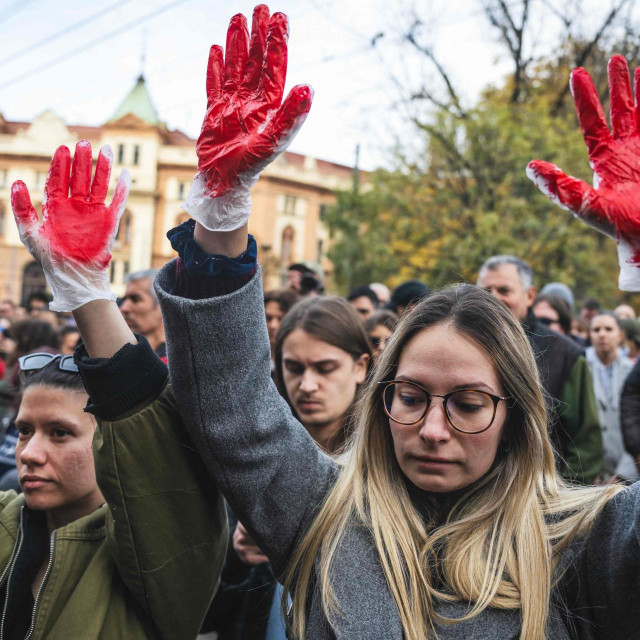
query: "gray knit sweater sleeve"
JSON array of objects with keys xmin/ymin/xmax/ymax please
[{"xmin": 154, "ymin": 261, "xmax": 337, "ymax": 576}]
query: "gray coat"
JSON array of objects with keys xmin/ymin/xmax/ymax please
[
  {"xmin": 155, "ymin": 263, "xmax": 640, "ymax": 640},
  {"xmin": 585, "ymin": 347, "xmax": 639, "ymax": 481}
]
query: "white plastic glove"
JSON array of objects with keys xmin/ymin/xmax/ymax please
[
  {"xmin": 11, "ymin": 141, "xmax": 130, "ymax": 311},
  {"xmin": 183, "ymin": 5, "xmax": 312, "ymax": 231}
]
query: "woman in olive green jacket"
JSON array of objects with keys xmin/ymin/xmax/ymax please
[{"xmin": 3, "ymin": 141, "xmax": 228, "ymax": 639}]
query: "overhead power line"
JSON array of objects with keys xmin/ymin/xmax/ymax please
[
  {"xmin": 0, "ymin": 0, "xmax": 136, "ymax": 68},
  {"xmin": 0, "ymin": 0, "xmax": 193, "ymax": 90}
]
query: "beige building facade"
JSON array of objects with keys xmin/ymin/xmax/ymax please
[{"xmin": 0, "ymin": 76, "xmax": 356, "ymax": 304}]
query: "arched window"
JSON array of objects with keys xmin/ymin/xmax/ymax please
[
  {"xmin": 281, "ymin": 226, "xmax": 294, "ymax": 266},
  {"xmin": 117, "ymin": 210, "xmax": 133, "ymax": 246}
]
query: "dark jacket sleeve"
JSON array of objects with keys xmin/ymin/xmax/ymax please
[
  {"xmin": 558, "ymin": 357, "xmax": 604, "ymax": 484},
  {"xmin": 621, "ymin": 358, "xmax": 640, "ymax": 457},
  {"xmin": 155, "ymin": 261, "xmax": 337, "ymax": 577},
  {"xmin": 561, "ymin": 482, "xmax": 640, "ymax": 639},
  {"xmin": 76, "ymin": 338, "xmax": 228, "ymax": 640}
]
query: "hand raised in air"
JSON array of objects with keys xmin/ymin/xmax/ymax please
[
  {"xmin": 11, "ymin": 141, "xmax": 130, "ymax": 311},
  {"xmin": 527, "ymin": 56, "xmax": 640, "ymax": 291},
  {"xmin": 184, "ymin": 4, "xmax": 313, "ymax": 231}
]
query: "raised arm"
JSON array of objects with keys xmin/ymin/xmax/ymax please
[
  {"xmin": 11, "ymin": 143, "xmax": 227, "ymax": 639},
  {"xmin": 154, "ymin": 5, "xmax": 337, "ymax": 575},
  {"xmin": 527, "ymin": 56, "xmax": 640, "ymax": 291}
]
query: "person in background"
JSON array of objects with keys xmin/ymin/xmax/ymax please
[
  {"xmin": 571, "ymin": 316, "xmax": 590, "ymax": 343},
  {"xmin": 614, "ymin": 303, "xmax": 636, "ymax": 320},
  {"xmin": 119, "ymin": 269, "xmax": 166, "ymax": 359},
  {"xmin": 364, "ymin": 309, "xmax": 398, "ymax": 361},
  {"xmin": 540, "ymin": 281, "xmax": 575, "ymax": 311},
  {"xmin": 347, "ymin": 285, "xmax": 379, "ymax": 321},
  {"xmin": 58, "ymin": 326, "xmax": 81, "ymax": 356},
  {"xmin": 477, "ymin": 255, "xmax": 603, "ymax": 484},
  {"xmin": 620, "ymin": 318, "xmax": 640, "ymax": 362},
  {"xmin": 286, "ymin": 263, "xmax": 323, "ymax": 297},
  {"xmin": 585, "ymin": 311, "xmax": 638, "ymax": 482},
  {"xmin": 25, "ymin": 292, "xmax": 52, "ymax": 318},
  {"xmin": 580, "ymin": 297, "xmax": 601, "ymax": 325},
  {"xmin": 531, "ymin": 293, "xmax": 572, "ymax": 336},
  {"xmin": 264, "ymin": 289, "xmax": 299, "ymax": 367},
  {"xmin": 369, "ymin": 282, "xmax": 390, "ymax": 306},
  {"xmin": 386, "ymin": 279, "xmax": 430, "ymax": 317}
]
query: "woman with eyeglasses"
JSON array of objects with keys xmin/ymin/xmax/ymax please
[
  {"xmin": 149, "ymin": 11, "xmax": 637, "ymax": 640},
  {"xmin": 12, "ymin": 7, "xmax": 640, "ymax": 639},
  {"xmin": 7, "ymin": 145, "xmax": 227, "ymax": 637}
]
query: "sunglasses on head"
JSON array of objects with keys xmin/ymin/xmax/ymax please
[{"xmin": 18, "ymin": 352, "xmax": 79, "ymax": 374}]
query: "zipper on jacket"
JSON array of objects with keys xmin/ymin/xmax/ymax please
[
  {"xmin": 0, "ymin": 508, "xmax": 26, "ymax": 640},
  {"xmin": 23, "ymin": 530, "xmax": 56, "ymax": 640}
]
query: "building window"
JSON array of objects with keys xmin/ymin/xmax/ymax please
[
  {"xmin": 0, "ymin": 170, "xmax": 7, "ymax": 189},
  {"xmin": 281, "ymin": 226, "xmax": 294, "ymax": 266},
  {"xmin": 117, "ymin": 144, "xmax": 125, "ymax": 165},
  {"xmin": 133, "ymin": 145, "xmax": 140, "ymax": 166},
  {"xmin": 117, "ymin": 210, "xmax": 133, "ymax": 246},
  {"xmin": 178, "ymin": 182, "xmax": 185, "ymax": 200},
  {"xmin": 319, "ymin": 204, "xmax": 327, "ymax": 220},
  {"xmin": 110, "ymin": 260, "xmax": 117, "ymax": 284},
  {"xmin": 283, "ymin": 195, "xmax": 297, "ymax": 216},
  {"xmin": 123, "ymin": 261, "xmax": 130, "ymax": 278},
  {"xmin": 317, "ymin": 239, "xmax": 323, "ymax": 263},
  {"xmin": 0, "ymin": 202, "xmax": 5, "ymax": 236}
]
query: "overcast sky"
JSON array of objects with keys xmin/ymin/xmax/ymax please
[{"xmin": 0, "ymin": 0, "xmax": 633, "ymax": 170}]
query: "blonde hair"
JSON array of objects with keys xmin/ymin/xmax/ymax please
[{"xmin": 283, "ymin": 284, "xmax": 620, "ymax": 640}]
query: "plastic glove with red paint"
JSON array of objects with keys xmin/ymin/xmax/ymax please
[
  {"xmin": 11, "ymin": 141, "xmax": 130, "ymax": 311},
  {"xmin": 527, "ymin": 56, "xmax": 640, "ymax": 291},
  {"xmin": 184, "ymin": 4, "xmax": 313, "ymax": 231}
]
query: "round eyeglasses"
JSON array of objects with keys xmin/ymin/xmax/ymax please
[{"xmin": 379, "ymin": 380, "xmax": 509, "ymax": 434}]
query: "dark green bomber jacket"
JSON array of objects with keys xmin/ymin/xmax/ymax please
[{"xmin": 0, "ymin": 346, "xmax": 227, "ymax": 640}]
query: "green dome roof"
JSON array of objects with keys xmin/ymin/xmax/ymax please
[{"xmin": 109, "ymin": 75, "xmax": 160, "ymax": 126}]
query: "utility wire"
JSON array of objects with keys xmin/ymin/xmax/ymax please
[
  {"xmin": 0, "ymin": 0, "xmax": 136, "ymax": 68},
  {"xmin": 0, "ymin": 0, "xmax": 193, "ymax": 90}
]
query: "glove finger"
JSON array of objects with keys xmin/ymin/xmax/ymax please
[
  {"xmin": 70, "ymin": 140, "xmax": 93, "ymax": 201},
  {"xmin": 608, "ymin": 55, "xmax": 635, "ymax": 139},
  {"xmin": 571, "ymin": 67, "xmax": 614, "ymax": 157},
  {"xmin": 89, "ymin": 145, "xmax": 113, "ymax": 203},
  {"xmin": 526, "ymin": 160, "xmax": 615, "ymax": 239},
  {"xmin": 242, "ymin": 4, "xmax": 269, "ymax": 92},
  {"xmin": 44, "ymin": 145, "xmax": 71, "ymax": 201},
  {"xmin": 260, "ymin": 12, "xmax": 288, "ymax": 111},
  {"xmin": 206, "ymin": 45, "xmax": 224, "ymax": 106},
  {"xmin": 634, "ymin": 67, "xmax": 640, "ymax": 134},
  {"xmin": 109, "ymin": 169, "xmax": 131, "ymax": 224},
  {"xmin": 258, "ymin": 84, "xmax": 313, "ymax": 154},
  {"xmin": 11, "ymin": 180, "xmax": 38, "ymax": 233},
  {"xmin": 223, "ymin": 13, "xmax": 249, "ymax": 92}
]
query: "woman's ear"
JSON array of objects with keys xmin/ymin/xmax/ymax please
[{"xmin": 354, "ymin": 353, "xmax": 370, "ymax": 384}]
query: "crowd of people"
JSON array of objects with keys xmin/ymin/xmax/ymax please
[{"xmin": 0, "ymin": 4, "xmax": 638, "ymax": 639}]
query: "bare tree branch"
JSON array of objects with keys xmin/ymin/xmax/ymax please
[
  {"xmin": 551, "ymin": 0, "xmax": 631, "ymax": 114},
  {"xmin": 405, "ymin": 19, "xmax": 467, "ymax": 118}
]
